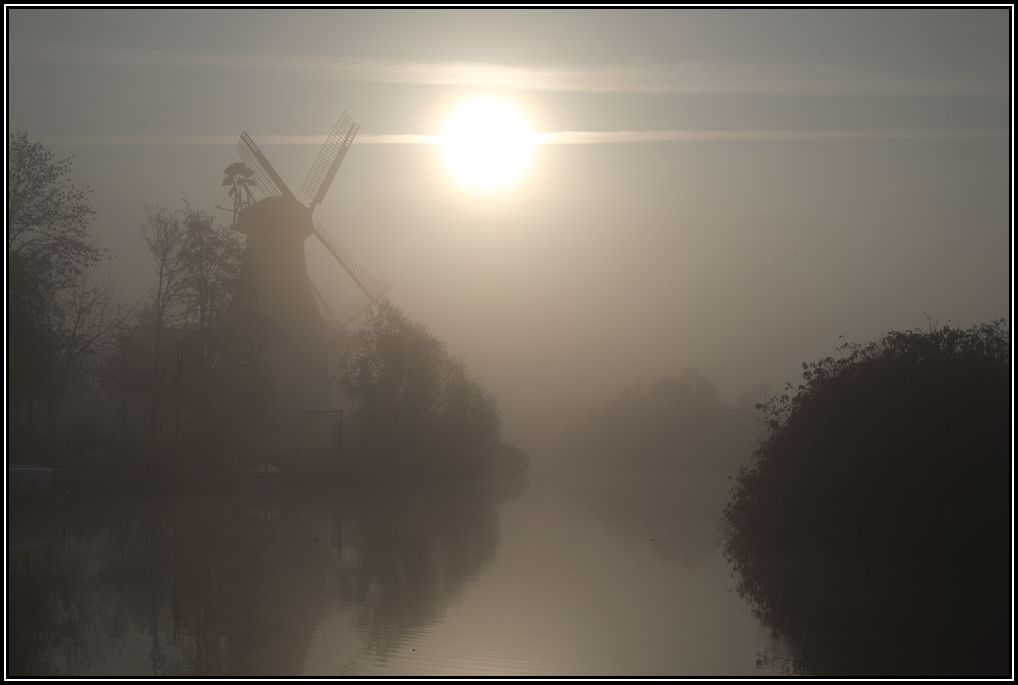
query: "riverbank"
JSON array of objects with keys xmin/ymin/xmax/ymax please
[{"xmin": 9, "ymin": 443, "xmax": 530, "ymax": 503}]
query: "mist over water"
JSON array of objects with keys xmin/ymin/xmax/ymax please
[
  {"xmin": 12, "ymin": 480, "xmax": 790, "ymax": 677},
  {"xmin": 7, "ymin": 7, "xmax": 1012, "ymax": 678}
]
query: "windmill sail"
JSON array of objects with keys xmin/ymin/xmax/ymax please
[
  {"xmin": 238, "ymin": 131, "xmax": 296, "ymax": 201},
  {"xmin": 312, "ymin": 221, "xmax": 389, "ymax": 304},
  {"xmin": 309, "ymin": 278, "xmax": 337, "ymax": 320},
  {"xmin": 302, "ymin": 112, "xmax": 359, "ymax": 210}
]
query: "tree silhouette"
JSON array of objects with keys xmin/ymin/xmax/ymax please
[
  {"xmin": 341, "ymin": 301, "xmax": 501, "ymax": 472},
  {"xmin": 141, "ymin": 205, "xmax": 189, "ymax": 441},
  {"xmin": 8, "ymin": 132, "xmax": 125, "ymax": 444},
  {"xmin": 723, "ymin": 320, "xmax": 1010, "ymax": 677}
]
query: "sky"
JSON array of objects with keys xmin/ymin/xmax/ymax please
[{"xmin": 6, "ymin": 8, "xmax": 1012, "ymax": 448}]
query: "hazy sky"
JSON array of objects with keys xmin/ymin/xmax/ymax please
[{"xmin": 7, "ymin": 8, "xmax": 1011, "ymax": 446}]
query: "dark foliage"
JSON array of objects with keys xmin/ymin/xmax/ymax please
[
  {"xmin": 341, "ymin": 301, "xmax": 504, "ymax": 474},
  {"xmin": 723, "ymin": 320, "xmax": 1010, "ymax": 677},
  {"xmin": 96, "ymin": 201, "xmax": 266, "ymax": 472}
]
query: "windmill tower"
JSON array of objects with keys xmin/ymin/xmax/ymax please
[{"xmin": 226, "ymin": 113, "xmax": 388, "ymax": 451}]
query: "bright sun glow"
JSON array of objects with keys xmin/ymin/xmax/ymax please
[{"xmin": 440, "ymin": 98, "xmax": 534, "ymax": 194}]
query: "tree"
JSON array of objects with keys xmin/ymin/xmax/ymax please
[
  {"xmin": 8, "ymin": 132, "xmax": 99, "ymax": 284},
  {"xmin": 141, "ymin": 204, "xmax": 189, "ymax": 440},
  {"xmin": 51, "ymin": 275, "xmax": 130, "ymax": 422},
  {"xmin": 723, "ymin": 320, "xmax": 1010, "ymax": 677},
  {"xmin": 175, "ymin": 208, "xmax": 259, "ymax": 466},
  {"xmin": 8, "ymin": 132, "xmax": 111, "ymax": 435},
  {"xmin": 137, "ymin": 201, "xmax": 255, "ymax": 461},
  {"xmin": 435, "ymin": 356, "xmax": 501, "ymax": 460},
  {"xmin": 341, "ymin": 301, "xmax": 501, "ymax": 471},
  {"xmin": 178, "ymin": 208, "xmax": 243, "ymax": 368}
]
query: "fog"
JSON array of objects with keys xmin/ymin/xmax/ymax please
[
  {"xmin": 6, "ymin": 7, "xmax": 1012, "ymax": 678},
  {"xmin": 8, "ymin": 8, "xmax": 1010, "ymax": 449}
]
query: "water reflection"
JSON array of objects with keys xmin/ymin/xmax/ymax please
[
  {"xmin": 336, "ymin": 487, "xmax": 499, "ymax": 661},
  {"xmin": 9, "ymin": 481, "xmax": 508, "ymax": 676}
]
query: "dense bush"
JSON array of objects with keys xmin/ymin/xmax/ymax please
[{"xmin": 723, "ymin": 321, "xmax": 1010, "ymax": 676}]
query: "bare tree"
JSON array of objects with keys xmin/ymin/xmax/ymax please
[
  {"xmin": 50, "ymin": 275, "xmax": 132, "ymax": 444},
  {"xmin": 178, "ymin": 208, "xmax": 243, "ymax": 368},
  {"xmin": 56, "ymin": 275, "xmax": 132, "ymax": 392},
  {"xmin": 142, "ymin": 205, "xmax": 188, "ymax": 441}
]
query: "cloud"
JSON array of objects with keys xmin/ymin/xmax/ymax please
[
  {"xmin": 10, "ymin": 42, "xmax": 1007, "ymax": 97},
  {"xmin": 39, "ymin": 129, "xmax": 1007, "ymax": 148},
  {"xmin": 534, "ymin": 129, "xmax": 1009, "ymax": 144},
  {"xmin": 35, "ymin": 133, "xmax": 436, "ymax": 146}
]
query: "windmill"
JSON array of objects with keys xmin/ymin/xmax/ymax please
[{"xmin": 225, "ymin": 112, "xmax": 388, "ymax": 442}]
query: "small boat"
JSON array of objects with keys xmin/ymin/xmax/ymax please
[
  {"xmin": 245, "ymin": 463, "xmax": 284, "ymax": 482},
  {"xmin": 9, "ymin": 465, "xmax": 62, "ymax": 505},
  {"xmin": 9, "ymin": 465, "xmax": 56, "ymax": 491}
]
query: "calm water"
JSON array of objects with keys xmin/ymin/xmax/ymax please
[{"xmin": 8, "ymin": 472, "xmax": 792, "ymax": 676}]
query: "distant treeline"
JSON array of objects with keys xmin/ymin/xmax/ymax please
[{"xmin": 560, "ymin": 369, "xmax": 762, "ymax": 566}]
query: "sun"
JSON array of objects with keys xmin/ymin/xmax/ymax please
[{"xmin": 439, "ymin": 98, "xmax": 534, "ymax": 194}]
